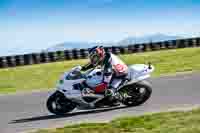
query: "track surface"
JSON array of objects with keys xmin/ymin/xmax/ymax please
[{"xmin": 0, "ymin": 73, "xmax": 200, "ymax": 133}]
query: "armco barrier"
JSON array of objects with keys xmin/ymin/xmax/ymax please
[{"xmin": 0, "ymin": 37, "xmax": 200, "ymax": 69}]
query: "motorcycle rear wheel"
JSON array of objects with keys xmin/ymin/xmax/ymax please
[{"xmin": 120, "ymin": 80, "xmax": 152, "ymax": 107}]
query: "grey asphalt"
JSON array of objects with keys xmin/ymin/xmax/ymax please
[{"xmin": 0, "ymin": 72, "xmax": 200, "ymax": 133}]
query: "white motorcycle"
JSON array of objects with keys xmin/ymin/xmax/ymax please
[{"xmin": 46, "ymin": 63, "xmax": 155, "ymax": 115}]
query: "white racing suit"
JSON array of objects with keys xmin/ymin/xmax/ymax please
[{"xmin": 82, "ymin": 52, "xmax": 128, "ymax": 94}]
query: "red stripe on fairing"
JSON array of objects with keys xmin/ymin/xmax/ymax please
[{"xmin": 94, "ymin": 83, "xmax": 107, "ymax": 93}]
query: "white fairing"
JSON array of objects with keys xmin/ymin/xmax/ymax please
[
  {"xmin": 56, "ymin": 64, "xmax": 154, "ymax": 101},
  {"xmin": 57, "ymin": 68, "xmax": 104, "ymax": 98},
  {"xmin": 128, "ymin": 64, "xmax": 155, "ymax": 82},
  {"xmin": 85, "ymin": 69, "xmax": 103, "ymax": 88},
  {"xmin": 57, "ymin": 72, "xmax": 84, "ymax": 98}
]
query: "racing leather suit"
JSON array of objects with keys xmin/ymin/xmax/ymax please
[{"xmin": 82, "ymin": 52, "xmax": 128, "ymax": 94}]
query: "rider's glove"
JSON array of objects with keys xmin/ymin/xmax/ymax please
[{"xmin": 76, "ymin": 66, "xmax": 82, "ymax": 71}]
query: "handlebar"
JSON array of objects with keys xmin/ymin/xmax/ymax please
[{"xmin": 67, "ymin": 65, "xmax": 97, "ymax": 80}]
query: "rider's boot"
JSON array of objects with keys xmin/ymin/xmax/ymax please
[{"xmin": 105, "ymin": 88, "xmax": 120, "ymax": 106}]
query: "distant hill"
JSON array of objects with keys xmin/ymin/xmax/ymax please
[
  {"xmin": 44, "ymin": 33, "xmax": 183, "ymax": 52},
  {"xmin": 118, "ymin": 33, "xmax": 183, "ymax": 45},
  {"xmin": 45, "ymin": 42, "xmax": 94, "ymax": 52},
  {"xmin": 44, "ymin": 42, "xmax": 113, "ymax": 52}
]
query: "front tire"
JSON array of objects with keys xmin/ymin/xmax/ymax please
[
  {"xmin": 46, "ymin": 91, "xmax": 76, "ymax": 115},
  {"xmin": 120, "ymin": 80, "xmax": 152, "ymax": 107}
]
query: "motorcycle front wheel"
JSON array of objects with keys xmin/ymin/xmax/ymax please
[
  {"xmin": 120, "ymin": 80, "xmax": 152, "ymax": 107},
  {"xmin": 46, "ymin": 91, "xmax": 76, "ymax": 115}
]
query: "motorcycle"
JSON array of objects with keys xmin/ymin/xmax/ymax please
[{"xmin": 46, "ymin": 63, "xmax": 155, "ymax": 115}]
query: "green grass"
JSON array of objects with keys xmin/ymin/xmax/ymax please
[
  {"xmin": 1, "ymin": 47, "xmax": 200, "ymax": 94},
  {"xmin": 34, "ymin": 108, "xmax": 200, "ymax": 133}
]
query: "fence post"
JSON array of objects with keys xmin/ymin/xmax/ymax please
[
  {"xmin": 5, "ymin": 56, "xmax": 11, "ymax": 67},
  {"xmin": 19, "ymin": 55, "xmax": 25, "ymax": 65},
  {"xmin": 104, "ymin": 47, "xmax": 112, "ymax": 53},
  {"xmin": 177, "ymin": 39, "xmax": 187, "ymax": 48},
  {"xmin": 193, "ymin": 38, "xmax": 198, "ymax": 47},
  {"xmin": 80, "ymin": 49, "xmax": 88, "ymax": 59},
  {"xmin": 162, "ymin": 41, "xmax": 168, "ymax": 49},
  {"xmin": 176, "ymin": 39, "xmax": 181, "ymax": 48},
  {"xmin": 111, "ymin": 46, "xmax": 115, "ymax": 54},
  {"xmin": 15, "ymin": 55, "xmax": 21, "ymax": 66},
  {"xmin": 133, "ymin": 44, "xmax": 143, "ymax": 52},
  {"xmin": 5, "ymin": 56, "xmax": 16, "ymax": 67},
  {"xmin": 48, "ymin": 52, "xmax": 55, "ymax": 62},
  {"xmin": 159, "ymin": 41, "xmax": 166, "ymax": 49},
  {"xmin": 0, "ymin": 57, "xmax": 3, "ymax": 68},
  {"xmin": 127, "ymin": 45, "xmax": 135, "ymax": 53},
  {"xmin": 196, "ymin": 38, "xmax": 200, "ymax": 46},
  {"xmin": 55, "ymin": 51, "xmax": 63, "ymax": 61},
  {"xmin": 39, "ymin": 53, "xmax": 46, "ymax": 63},
  {"xmin": 149, "ymin": 42, "xmax": 155, "ymax": 51},
  {"xmin": 156, "ymin": 42, "xmax": 162, "ymax": 50},
  {"xmin": 0, "ymin": 57, "xmax": 4, "ymax": 68},
  {"xmin": 184, "ymin": 39, "xmax": 189, "ymax": 48},
  {"xmin": 151, "ymin": 42, "xmax": 161, "ymax": 51},
  {"xmin": 31, "ymin": 53, "xmax": 37, "ymax": 64},
  {"xmin": 64, "ymin": 50, "xmax": 73, "ymax": 60},
  {"xmin": 11, "ymin": 56, "xmax": 16, "ymax": 67},
  {"xmin": 14, "ymin": 55, "xmax": 20, "ymax": 66},
  {"xmin": 71, "ymin": 49, "xmax": 80, "ymax": 59},
  {"xmin": 54, "ymin": 52, "xmax": 60, "ymax": 61},
  {"xmin": 28, "ymin": 54, "xmax": 34, "ymax": 65},
  {"xmin": 45, "ymin": 52, "xmax": 50, "ymax": 62},
  {"xmin": 167, "ymin": 40, "xmax": 174, "ymax": 49},
  {"xmin": 60, "ymin": 51, "xmax": 66, "ymax": 61},
  {"xmin": 23, "ymin": 54, "xmax": 29, "ymax": 65},
  {"xmin": 188, "ymin": 38, "xmax": 194, "ymax": 47},
  {"xmin": 119, "ymin": 46, "xmax": 124, "ymax": 54},
  {"xmin": 194, "ymin": 38, "xmax": 198, "ymax": 47},
  {"xmin": 112, "ymin": 46, "xmax": 120, "ymax": 55},
  {"xmin": 119, "ymin": 46, "xmax": 128, "ymax": 54},
  {"xmin": 171, "ymin": 40, "xmax": 177, "ymax": 48},
  {"xmin": 124, "ymin": 46, "xmax": 129, "ymax": 54},
  {"xmin": 3, "ymin": 57, "xmax": 8, "ymax": 67},
  {"xmin": 143, "ymin": 43, "xmax": 151, "ymax": 51}
]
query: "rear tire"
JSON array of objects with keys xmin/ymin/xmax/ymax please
[
  {"xmin": 46, "ymin": 91, "xmax": 76, "ymax": 115},
  {"xmin": 120, "ymin": 80, "xmax": 152, "ymax": 107}
]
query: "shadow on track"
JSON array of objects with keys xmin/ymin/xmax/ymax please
[{"xmin": 10, "ymin": 105, "xmax": 130, "ymax": 124}]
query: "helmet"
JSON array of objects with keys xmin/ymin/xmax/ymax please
[{"xmin": 88, "ymin": 46, "xmax": 105, "ymax": 66}]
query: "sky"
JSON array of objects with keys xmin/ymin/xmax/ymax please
[{"xmin": 0, "ymin": 0, "xmax": 200, "ymax": 56}]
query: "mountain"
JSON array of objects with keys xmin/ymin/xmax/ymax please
[
  {"xmin": 118, "ymin": 33, "xmax": 183, "ymax": 45},
  {"xmin": 44, "ymin": 33, "xmax": 183, "ymax": 52},
  {"xmin": 0, "ymin": 47, "xmax": 41, "ymax": 57},
  {"xmin": 44, "ymin": 42, "xmax": 114, "ymax": 52},
  {"xmin": 45, "ymin": 42, "xmax": 93, "ymax": 52}
]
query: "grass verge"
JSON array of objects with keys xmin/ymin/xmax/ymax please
[
  {"xmin": 35, "ymin": 107, "xmax": 200, "ymax": 133},
  {"xmin": 1, "ymin": 47, "xmax": 200, "ymax": 94}
]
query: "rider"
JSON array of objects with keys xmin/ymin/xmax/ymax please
[{"xmin": 81, "ymin": 46, "xmax": 128, "ymax": 102}]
